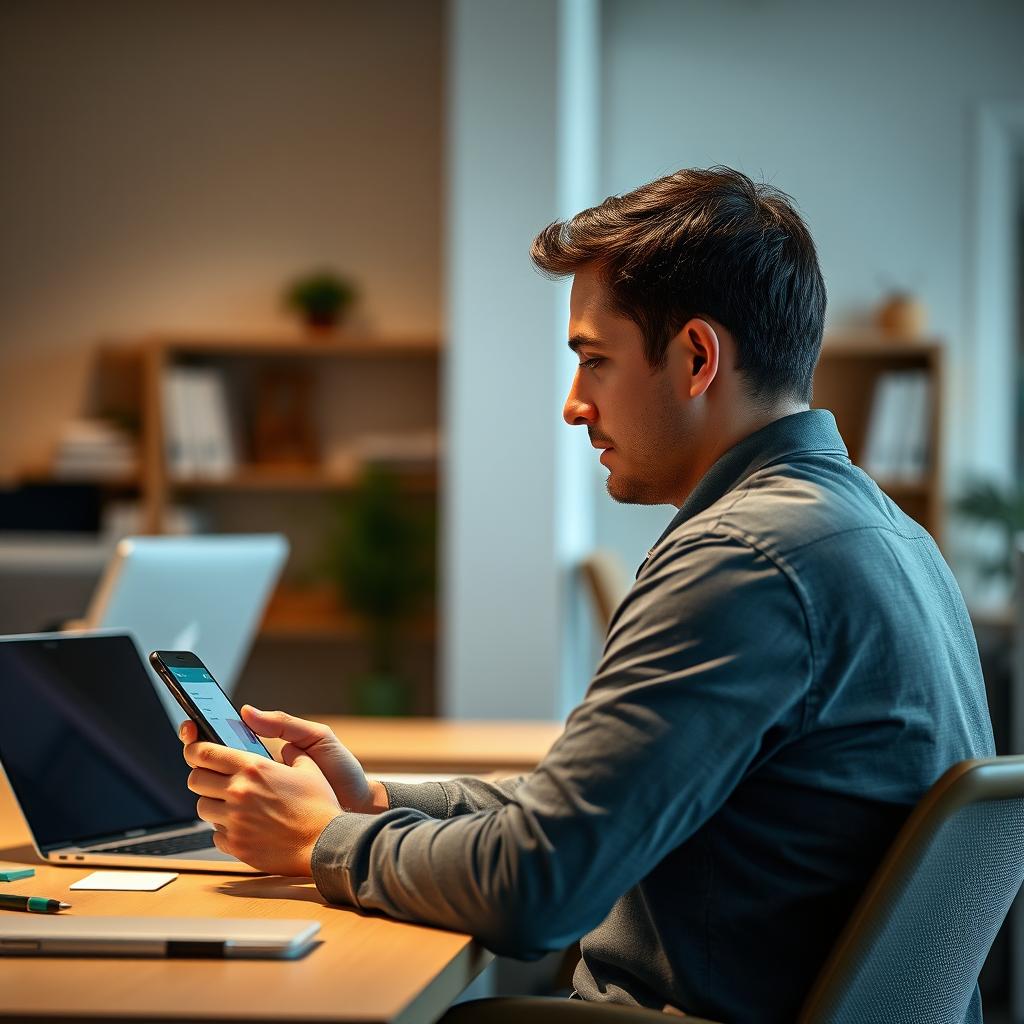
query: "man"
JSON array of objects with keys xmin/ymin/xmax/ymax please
[{"xmin": 180, "ymin": 167, "xmax": 994, "ymax": 1023}]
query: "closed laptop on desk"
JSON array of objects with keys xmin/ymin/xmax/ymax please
[
  {"xmin": 0, "ymin": 632, "xmax": 260, "ymax": 873},
  {"xmin": 0, "ymin": 915, "xmax": 319, "ymax": 959}
]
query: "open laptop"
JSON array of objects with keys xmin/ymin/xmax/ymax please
[
  {"xmin": 81, "ymin": 534, "xmax": 288, "ymax": 726},
  {"xmin": 0, "ymin": 632, "xmax": 261, "ymax": 873}
]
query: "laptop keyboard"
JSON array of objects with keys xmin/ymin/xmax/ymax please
[{"xmin": 97, "ymin": 831, "xmax": 215, "ymax": 856}]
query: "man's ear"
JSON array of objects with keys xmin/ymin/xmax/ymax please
[{"xmin": 676, "ymin": 318, "xmax": 720, "ymax": 398}]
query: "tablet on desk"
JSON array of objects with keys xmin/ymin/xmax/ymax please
[{"xmin": 0, "ymin": 915, "xmax": 320, "ymax": 959}]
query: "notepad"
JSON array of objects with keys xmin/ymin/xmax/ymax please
[
  {"xmin": 70, "ymin": 871, "xmax": 178, "ymax": 892},
  {"xmin": 0, "ymin": 865, "xmax": 35, "ymax": 882}
]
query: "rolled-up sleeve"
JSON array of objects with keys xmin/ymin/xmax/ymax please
[{"xmin": 310, "ymin": 535, "xmax": 813, "ymax": 958}]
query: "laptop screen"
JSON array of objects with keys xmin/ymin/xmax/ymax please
[{"xmin": 0, "ymin": 633, "xmax": 196, "ymax": 852}]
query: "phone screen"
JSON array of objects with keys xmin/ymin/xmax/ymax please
[{"xmin": 165, "ymin": 663, "xmax": 272, "ymax": 758}]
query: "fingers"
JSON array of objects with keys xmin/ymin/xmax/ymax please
[
  {"xmin": 196, "ymin": 795, "xmax": 226, "ymax": 827},
  {"xmin": 210, "ymin": 829, "xmax": 233, "ymax": 856},
  {"xmin": 241, "ymin": 706, "xmax": 332, "ymax": 749},
  {"xmin": 187, "ymin": 767, "xmax": 229, "ymax": 798},
  {"xmin": 178, "ymin": 719, "xmax": 198, "ymax": 745},
  {"xmin": 183, "ymin": 740, "xmax": 258, "ymax": 775}
]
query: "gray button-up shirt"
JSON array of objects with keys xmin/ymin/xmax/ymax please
[{"xmin": 311, "ymin": 410, "xmax": 994, "ymax": 1024}]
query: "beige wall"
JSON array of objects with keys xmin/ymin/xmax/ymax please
[{"xmin": 0, "ymin": 0, "xmax": 443, "ymax": 477}]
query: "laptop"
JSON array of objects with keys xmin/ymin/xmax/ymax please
[
  {"xmin": 81, "ymin": 534, "xmax": 288, "ymax": 726},
  {"xmin": 0, "ymin": 915, "xmax": 320, "ymax": 959},
  {"xmin": 0, "ymin": 632, "xmax": 261, "ymax": 873}
]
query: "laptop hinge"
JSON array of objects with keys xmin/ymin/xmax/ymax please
[{"xmin": 44, "ymin": 820, "xmax": 202, "ymax": 854}]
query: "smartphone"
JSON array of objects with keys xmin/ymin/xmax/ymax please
[{"xmin": 149, "ymin": 650, "xmax": 273, "ymax": 759}]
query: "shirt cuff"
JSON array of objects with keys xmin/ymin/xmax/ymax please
[
  {"xmin": 311, "ymin": 812, "xmax": 380, "ymax": 906},
  {"xmin": 380, "ymin": 779, "xmax": 451, "ymax": 818}
]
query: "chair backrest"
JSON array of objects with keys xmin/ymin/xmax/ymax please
[
  {"xmin": 579, "ymin": 550, "xmax": 630, "ymax": 632},
  {"xmin": 799, "ymin": 756, "xmax": 1024, "ymax": 1024}
]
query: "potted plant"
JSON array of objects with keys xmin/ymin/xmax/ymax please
[
  {"xmin": 955, "ymin": 480, "xmax": 1024, "ymax": 582},
  {"xmin": 284, "ymin": 270, "xmax": 357, "ymax": 332},
  {"xmin": 325, "ymin": 466, "xmax": 435, "ymax": 715}
]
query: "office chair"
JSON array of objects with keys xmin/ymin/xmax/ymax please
[
  {"xmin": 1011, "ymin": 539, "xmax": 1024, "ymax": 1022},
  {"xmin": 444, "ymin": 755, "xmax": 1024, "ymax": 1024},
  {"xmin": 579, "ymin": 549, "xmax": 630, "ymax": 632}
]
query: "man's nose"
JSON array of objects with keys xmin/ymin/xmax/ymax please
[{"xmin": 563, "ymin": 370, "xmax": 597, "ymax": 426}]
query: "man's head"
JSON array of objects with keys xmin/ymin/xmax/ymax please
[{"xmin": 531, "ymin": 166, "xmax": 827, "ymax": 507}]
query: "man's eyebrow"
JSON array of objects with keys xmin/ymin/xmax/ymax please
[{"xmin": 568, "ymin": 334, "xmax": 607, "ymax": 353}]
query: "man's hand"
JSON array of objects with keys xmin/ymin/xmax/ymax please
[
  {"xmin": 179, "ymin": 730, "xmax": 343, "ymax": 877},
  {"xmin": 178, "ymin": 706, "xmax": 389, "ymax": 815}
]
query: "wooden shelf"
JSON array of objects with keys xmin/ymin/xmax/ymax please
[
  {"xmin": 77, "ymin": 331, "xmax": 442, "ymax": 712},
  {"xmin": 136, "ymin": 333, "xmax": 442, "ymax": 359},
  {"xmin": 171, "ymin": 464, "xmax": 437, "ymax": 493}
]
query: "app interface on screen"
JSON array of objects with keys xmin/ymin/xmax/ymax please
[{"xmin": 168, "ymin": 664, "xmax": 271, "ymax": 758}]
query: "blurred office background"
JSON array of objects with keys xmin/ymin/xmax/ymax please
[
  {"xmin": 1, "ymin": 0, "xmax": 1023, "ymax": 724},
  {"xmin": 2, "ymin": 0, "xmax": 1024, "ymax": 1014}
]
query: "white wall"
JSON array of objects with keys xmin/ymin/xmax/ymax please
[
  {"xmin": 595, "ymin": 0, "xmax": 1024, "ymax": 574},
  {"xmin": 0, "ymin": 0, "xmax": 442, "ymax": 478}
]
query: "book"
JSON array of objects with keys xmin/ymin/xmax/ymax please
[
  {"xmin": 162, "ymin": 368, "xmax": 197, "ymax": 477},
  {"xmin": 162, "ymin": 367, "xmax": 237, "ymax": 478},
  {"xmin": 52, "ymin": 419, "xmax": 138, "ymax": 479},
  {"xmin": 862, "ymin": 371, "xmax": 930, "ymax": 484},
  {"xmin": 862, "ymin": 373, "xmax": 904, "ymax": 481},
  {"xmin": 900, "ymin": 372, "xmax": 930, "ymax": 481},
  {"xmin": 189, "ymin": 368, "xmax": 237, "ymax": 477}
]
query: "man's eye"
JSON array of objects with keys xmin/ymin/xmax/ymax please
[{"xmin": 580, "ymin": 357, "xmax": 604, "ymax": 370}]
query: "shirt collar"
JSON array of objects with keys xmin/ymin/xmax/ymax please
[{"xmin": 641, "ymin": 409, "xmax": 849, "ymax": 571}]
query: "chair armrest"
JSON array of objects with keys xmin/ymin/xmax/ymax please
[{"xmin": 441, "ymin": 996, "xmax": 726, "ymax": 1023}]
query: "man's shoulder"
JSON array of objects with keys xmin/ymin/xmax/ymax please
[{"xmin": 665, "ymin": 452, "xmax": 930, "ymax": 565}]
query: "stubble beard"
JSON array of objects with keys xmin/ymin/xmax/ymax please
[
  {"xmin": 605, "ymin": 469, "xmax": 664, "ymax": 505},
  {"xmin": 602, "ymin": 370, "xmax": 692, "ymax": 505},
  {"xmin": 604, "ymin": 435, "xmax": 678, "ymax": 505}
]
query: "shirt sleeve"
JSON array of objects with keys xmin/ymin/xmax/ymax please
[
  {"xmin": 310, "ymin": 535, "xmax": 813, "ymax": 957},
  {"xmin": 380, "ymin": 775, "xmax": 528, "ymax": 818}
]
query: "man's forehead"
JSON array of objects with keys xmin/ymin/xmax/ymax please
[
  {"xmin": 569, "ymin": 264, "xmax": 612, "ymax": 310},
  {"xmin": 568, "ymin": 268, "xmax": 636, "ymax": 345}
]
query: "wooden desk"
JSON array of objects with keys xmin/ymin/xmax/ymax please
[
  {"xmin": 321, "ymin": 717, "xmax": 563, "ymax": 776},
  {"xmin": 0, "ymin": 781, "xmax": 490, "ymax": 1022}
]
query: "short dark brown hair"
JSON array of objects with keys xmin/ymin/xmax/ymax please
[{"xmin": 531, "ymin": 166, "xmax": 826, "ymax": 403}]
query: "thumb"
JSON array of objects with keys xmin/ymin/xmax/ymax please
[
  {"xmin": 241, "ymin": 706, "xmax": 370, "ymax": 804},
  {"xmin": 241, "ymin": 706, "xmax": 328, "ymax": 747}
]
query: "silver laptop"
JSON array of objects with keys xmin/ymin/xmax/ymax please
[
  {"xmin": 82, "ymin": 534, "xmax": 288, "ymax": 726},
  {"xmin": 0, "ymin": 915, "xmax": 320, "ymax": 959},
  {"xmin": 0, "ymin": 632, "xmax": 260, "ymax": 873}
]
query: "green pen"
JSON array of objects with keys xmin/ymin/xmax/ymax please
[{"xmin": 0, "ymin": 893, "xmax": 71, "ymax": 914}]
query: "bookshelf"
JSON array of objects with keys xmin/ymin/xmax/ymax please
[
  {"xmin": 813, "ymin": 337, "xmax": 943, "ymax": 542},
  {"xmin": 53, "ymin": 332, "xmax": 443, "ymax": 713},
  {"xmin": 135, "ymin": 334, "xmax": 440, "ymax": 533}
]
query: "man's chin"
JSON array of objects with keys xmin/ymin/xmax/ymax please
[{"xmin": 605, "ymin": 472, "xmax": 664, "ymax": 506}]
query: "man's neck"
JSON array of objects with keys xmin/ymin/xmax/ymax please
[{"xmin": 671, "ymin": 400, "xmax": 809, "ymax": 508}]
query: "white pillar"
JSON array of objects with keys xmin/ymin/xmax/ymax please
[{"xmin": 444, "ymin": 0, "xmax": 600, "ymax": 719}]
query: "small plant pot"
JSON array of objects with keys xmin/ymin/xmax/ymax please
[{"xmin": 304, "ymin": 311, "xmax": 340, "ymax": 332}]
